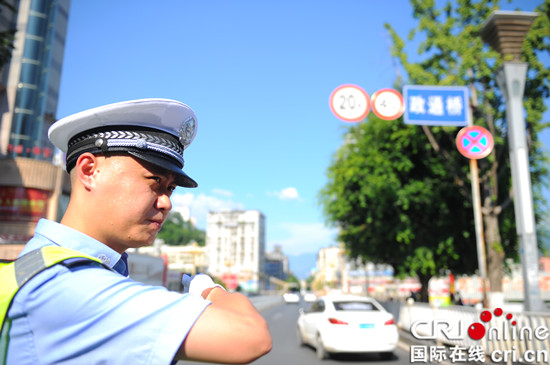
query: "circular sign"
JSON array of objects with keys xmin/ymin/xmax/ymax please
[
  {"xmin": 456, "ymin": 125, "xmax": 494, "ymax": 159},
  {"xmin": 329, "ymin": 84, "xmax": 370, "ymax": 122},
  {"xmin": 370, "ymin": 88, "xmax": 404, "ymax": 120}
]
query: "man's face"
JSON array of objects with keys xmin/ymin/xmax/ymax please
[{"xmin": 90, "ymin": 154, "xmax": 176, "ymax": 253}]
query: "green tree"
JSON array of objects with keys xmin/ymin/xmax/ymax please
[
  {"xmin": 157, "ymin": 212, "xmax": 206, "ymax": 246},
  {"xmin": 0, "ymin": 0, "xmax": 16, "ymax": 68},
  {"xmin": 320, "ymin": 0, "xmax": 550, "ymax": 301},
  {"xmin": 319, "ymin": 117, "xmax": 476, "ymax": 301}
]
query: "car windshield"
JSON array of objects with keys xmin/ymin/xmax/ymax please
[{"xmin": 333, "ymin": 301, "xmax": 379, "ymax": 311}]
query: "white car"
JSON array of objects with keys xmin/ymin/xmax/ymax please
[
  {"xmin": 283, "ymin": 291, "xmax": 300, "ymax": 304},
  {"xmin": 303, "ymin": 291, "xmax": 316, "ymax": 302},
  {"xmin": 297, "ymin": 295, "xmax": 398, "ymax": 360}
]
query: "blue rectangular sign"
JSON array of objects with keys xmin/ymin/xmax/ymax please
[{"xmin": 403, "ymin": 85, "xmax": 470, "ymax": 126}]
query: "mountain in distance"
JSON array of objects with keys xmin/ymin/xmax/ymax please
[{"xmin": 288, "ymin": 252, "xmax": 317, "ymax": 280}]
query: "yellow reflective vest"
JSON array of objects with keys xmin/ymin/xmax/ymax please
[{"xmin": 0, "ymin": 246, "xmax": 104, "ymax": 364}]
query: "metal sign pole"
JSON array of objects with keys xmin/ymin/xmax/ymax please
[
  {"xmin": 465, "ymin": 106, "xmax": 489, "ymax": 308},
  {"xmin": 469, "ymin": 158, "xmax": 489, "ymax": 308}
]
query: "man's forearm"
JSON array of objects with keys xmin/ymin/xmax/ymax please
[{"xmin": 204, "ymin": 288, "xmax": 262, "ymax": 318}]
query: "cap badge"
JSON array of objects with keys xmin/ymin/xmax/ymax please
[{"xmin": 178, "ymin": 116, "xmax": 195, "ymax": 149}]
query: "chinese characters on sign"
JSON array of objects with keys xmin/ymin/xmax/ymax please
[{"xmin": 403, "ymin": 85, "xmax": 470, "ymax": 126}]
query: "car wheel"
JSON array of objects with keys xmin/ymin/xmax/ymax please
[
  {"xmin": 296, "ymin": 327, "xmax": 306, "ymax": 347},
  {"xmin": 316, "ymin": 333, "xmax": 329, "ymax": 360}
]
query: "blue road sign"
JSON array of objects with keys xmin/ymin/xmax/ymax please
[{"xmin": 403, "ymin": 85, "xmax": 470, "ymax": 126}]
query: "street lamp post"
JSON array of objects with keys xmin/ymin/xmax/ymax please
[{"xmin": 480, "ymin": 10, "xmax": 545, "ymax": 312}]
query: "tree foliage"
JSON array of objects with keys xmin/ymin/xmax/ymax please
[
  {"xmin": 0, "ymin": 0, "xmax": 16, "ymax": 69},
  {"xmin": 157, "ymin": 212, "xmax": 206, "ymax": 246},
  {"xmin": 319, "ymin": 0, "xmax": 550, "ymax": 300},
  {"xmin": 320, "ymin": 117, "xmax": 476, "ymax": 300},
  {"xmin": 285, "ymin": 273, "xmax": 301, "ymax": 287}
]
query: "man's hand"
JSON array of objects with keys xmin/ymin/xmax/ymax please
[{"xmin": 182, "ymin": 273, "xmax": 225, "ymax": 298}]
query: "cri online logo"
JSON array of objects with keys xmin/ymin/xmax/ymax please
[
  {"xmin": 468, "ymin": 308, "xmax": 515, "ymax": 340},
  {"xmin": 411, "ymin": 307, "xmax": 549, "ymax": 342}
]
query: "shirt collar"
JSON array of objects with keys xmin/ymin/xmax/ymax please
[
  {"xmin": 114, "ymin": 252, "xmax": 129, "ymax": 277},
  {"xmin": 23, "ymin": 219, "xmax": 126, "ymax": 275}
]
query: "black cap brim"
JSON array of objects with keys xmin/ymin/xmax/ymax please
[{"xmin": 127, "ymin": 150, "xmax": 198, "ymax": 188}]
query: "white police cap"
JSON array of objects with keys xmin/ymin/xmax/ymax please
[{"xmin": 48, "ymin": 98, "xmax": 198, "ymax": 188}]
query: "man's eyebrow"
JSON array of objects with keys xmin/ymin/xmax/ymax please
[{"xmin": 140, "ymin": 161, "xmax": 176, "ymax": 183}]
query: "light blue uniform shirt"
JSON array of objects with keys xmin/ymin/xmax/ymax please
[{"xmin": 6, "ymin": 219, "xmax": 210, "ymax": 365}]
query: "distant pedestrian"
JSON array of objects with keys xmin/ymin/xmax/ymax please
[{"xmin": 453, "ymin": 292, "xmax": 464, "ymax": 305}]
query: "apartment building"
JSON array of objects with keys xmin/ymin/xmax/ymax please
[
  {"xmin": 206, "ymin": 210, "xmax": 266, "ymax": 293},
  {"xmin": 315, "ymin": 245, "xmax": 343, "ymax": 289}
]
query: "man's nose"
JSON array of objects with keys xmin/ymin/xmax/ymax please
[{"xmin": 157, "ymin": 194, "xmax": 172, "ymax": 211}]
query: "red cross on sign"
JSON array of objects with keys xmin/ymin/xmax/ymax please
[{"xmin": 456, "ymin": 125, "xmax": 494, "ymax": 159}]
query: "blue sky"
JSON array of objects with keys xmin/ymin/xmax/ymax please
[{"xmin": 56, "ymin": 1, "xmax": 548, "ymax": 276}]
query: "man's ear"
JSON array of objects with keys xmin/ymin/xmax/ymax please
[{"xmin": 75, "ymin": 153, "xmax": 99, "ymax": 190}]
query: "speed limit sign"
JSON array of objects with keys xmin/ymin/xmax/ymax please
[
  {"xmin": 329, "ymin": 84, "xmax": 370, "ymax": 122},
  {"xmin": 370, "ymin": 88, "xmax": 404, "ymax": 120}
]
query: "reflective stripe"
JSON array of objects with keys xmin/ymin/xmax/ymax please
[
  {"xmin": 0, "ymin": 262, "xmax": 17, "ymax": 365},
  {"xmin": 0, "ymin": 264, "xmax": 18, "ymax": 338},
  {"xmin": 14, "ymin": 249, "xmax": 44, "ymax": 287}
]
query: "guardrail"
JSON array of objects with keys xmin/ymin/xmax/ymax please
[{"xmin": 383, "ymin": 300, "xmax": 550, "ymax": 364}]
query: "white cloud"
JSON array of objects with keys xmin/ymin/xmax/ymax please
[
  {"xmin": 271, "ymin": 222, "xmax": 338, "ymax": 256},
  {"xmin": 171, "ymin": 192, "xmax": 244, "ymax": 229},
  {"xmin": 211, "ymin": 188, "xmax": 234, "ymax": 198},
  {"xmin": 269, "ymin": 187, "xmax": 300, "ymax": 200}
]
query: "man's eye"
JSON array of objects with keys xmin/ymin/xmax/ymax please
[
  {"xmin": 168, "ymin": 185, "xmax": 176, "ymax": 193},
  {"xmin": 150, "ymin": 176, "xmax": 161, "ymax": 183}
]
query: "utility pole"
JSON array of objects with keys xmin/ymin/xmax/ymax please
[{"xmin": 480, "ymin": 10, "xmax": 545, "ymax": 312}]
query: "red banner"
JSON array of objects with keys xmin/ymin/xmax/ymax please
[{"xmin": 0, "ymin": 187, "xmax": 50, "ymax": 222}]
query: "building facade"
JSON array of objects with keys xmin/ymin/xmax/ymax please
[
  {"xmin": 206, "ymin": 210, "xmax": 266, "ymax": 293},
  {"xmin": 264, "ymin": 244, "xmax": 288, "ymax": 281},
  {"xmin": 312, "ymin": 244, "xmax": 395, "ymax": 298},
  {"xmin": 264, "ymin": 244, "xmax": 289, "ymax": 291},
  {"xmin": 0, "ymin": 0, "xmax": 71, "ymax": 256},
  {"xmin": 314, "ymin": 245, "xmax": 343, "ymax": 290},
  {"xmin": 136, "ymin": 239, "xmax": 208, "ymax": 277}
]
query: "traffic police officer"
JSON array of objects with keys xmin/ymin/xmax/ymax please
[{"xmin": 2, "ymin": 99, "xmax": 272, "ymax": 364}]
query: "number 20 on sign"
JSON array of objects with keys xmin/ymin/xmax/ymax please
[{"xmin": 329, "ymin": 84, "xmax": 370, "ymax": 122}]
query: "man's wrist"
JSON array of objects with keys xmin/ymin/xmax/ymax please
[{"xmin": 182, "ymin": 274, "xmax": 226, "ymax": 297}]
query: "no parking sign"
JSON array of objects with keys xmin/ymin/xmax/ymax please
[{"xmin": 456, "ymin": 125, "xmax": 494, "ymax": 159}]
